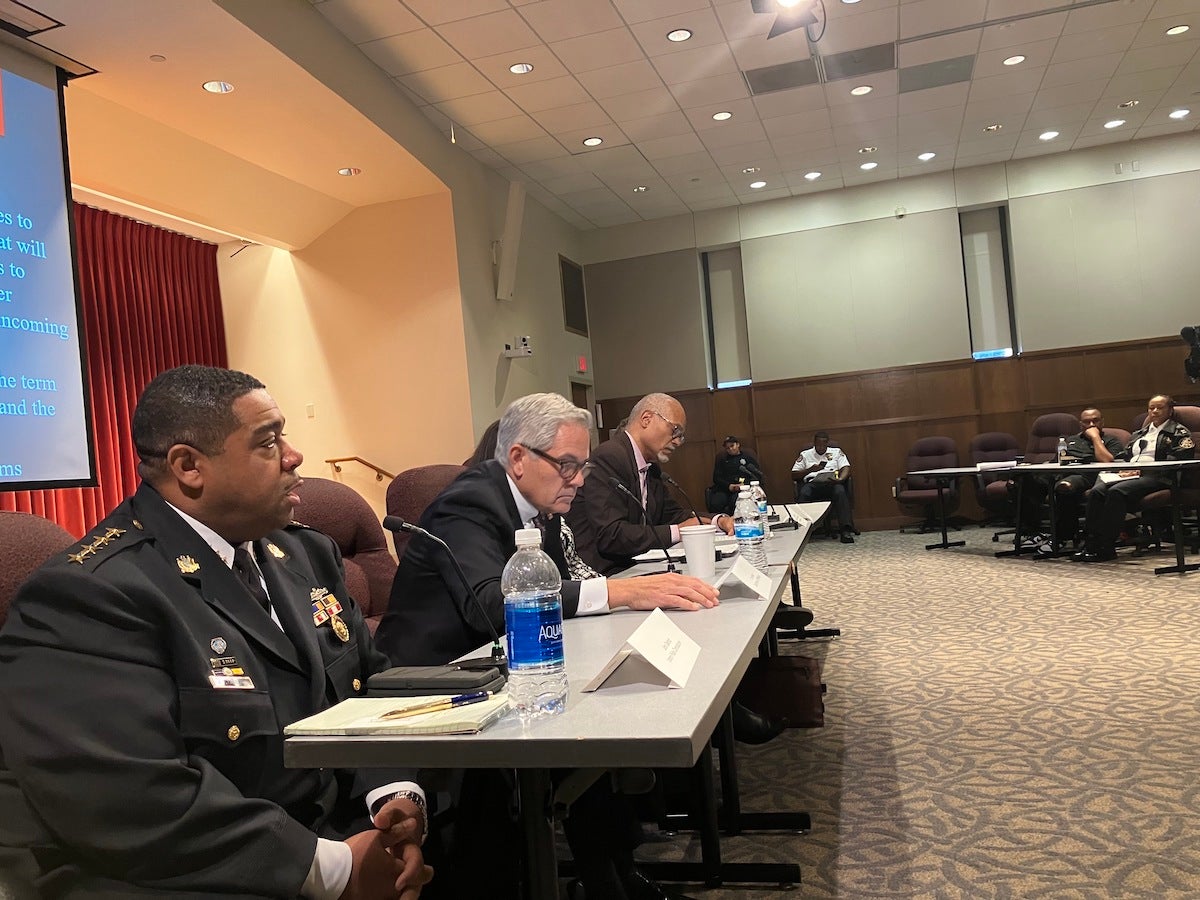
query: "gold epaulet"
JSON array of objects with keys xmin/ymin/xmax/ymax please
[{"xmin": 63, "ymin": 519, "xmax": 145, "ymax": 567}]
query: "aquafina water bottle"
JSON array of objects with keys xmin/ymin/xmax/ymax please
[
  {"xmin": 750, "ymin": 480, "xmax": 771, "ymax": 541},
  {"xmin": 501, "ymin": 527, "xmax": 567, "ymax": 721},
  {"xmin": 733, "ymin": 486, "xmax": 769, "ymax": 572}
]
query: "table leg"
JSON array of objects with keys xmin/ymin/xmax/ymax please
[
  {"xmin": 517, "ymin": 768, "xmax": 559, "ymax": 900},
  {"xmin": 926, "ymin": 480, "xmax": 965, "ymax": 550},
  {"xmin": 1154, "ymin": 469, "xmax": 1200, "ymax": 575}
]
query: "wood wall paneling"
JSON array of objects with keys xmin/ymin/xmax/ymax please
[
  {"xmin": 916, "ymin": 365, "xmax": 976, "ymax": 417},
  {"xmin": 752, "ymin": 380, "xmax": 808, "ymax": 432},
  {"xmin": 711, "ymin": 386, "xmax": 755, "ymax": 446},
  {"xmin": 856, "ymin": 370, "xmax": 918, "ymax": 421},
  {"xmin": 805, "ymin": 378, "xmax": 862, "ymax": 429},
  {"xmin": 975, "ymin": 356, "xmax": 1025, "ymax": 414}
]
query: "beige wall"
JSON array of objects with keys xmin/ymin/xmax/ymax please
[{"xmin": 218, "ymin": 192, "xmax": 474, "ymax": 516}]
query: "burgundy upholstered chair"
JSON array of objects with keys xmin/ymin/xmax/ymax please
[
  {"xmin": 1026, "ymin": 413, "xmax": 1081, "ymax": 463},
  {"xmin": 894, "ymin": 436, "xmax": 960, "ymax": 531},
  {"xmin": 969, "ymin": 432, "xmax": 1021, "ymax": 537},
  {"xmin": 385, "ymin": 464, "xmax": 467, "ymax": 562},
  {"xmin": 292, "ymin": 477, "xmax": 395, "ymax": 634},
  {"xmin": 1131, "ymin": 406, "xmax": 1200, "ymax": 548},
  {"xmin": 0, "ymin": 510, "xmax": 75, "ymax": 630}
]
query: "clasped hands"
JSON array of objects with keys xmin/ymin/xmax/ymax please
[{"xmin": 340, "ymin": 798, "xmax": 433, "ymax": 900}]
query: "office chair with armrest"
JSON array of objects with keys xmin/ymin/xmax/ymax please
[
  {"xmin": 969, "ymin": 432, "xmax": 1021, "ymax": 541},
  {"xmin": 386, "ymin": 464, "xmax": 468, "ymax": 561},
  {"xmin": 1027, "ymin": 413, "xmax": 1082, "ymax": 463},
  {"xmin": 894, "ymin": 437, "xmax": 960, "ymax": 533},
  {"xmin": 1128, "ymin": 406, "xmax": 1200, "ymax": 553},
  {"xmin": 0, "ymin": 510, "xmax": 75, "ymax": 630},
  {"xmin": 293, "ymin": 477, "xmax": 396, "ymax": 635}
]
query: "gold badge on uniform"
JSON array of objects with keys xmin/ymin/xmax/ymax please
[
  {"xmin": 266, "ymin": 542, "xmax": 286, "ymax": 559},
  {"xmin": 177, "ymin": 555, "xmax": 200, "ymax": 574},
  {"xmin": 331, "ymin": 615, "xmax": 350, "ymax": 643}
]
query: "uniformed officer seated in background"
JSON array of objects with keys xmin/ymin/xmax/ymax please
[
  {"xmin": 1011, "ymin": 407, "xmax": 1125, "ymax": 555},
  {"xmin": 1075, "ymin": 394, "xmax": 1195, "ymax": 562},
  {"xmin": 791, "ymin": 431, "xmax": 855, "ymax": 543},
  {"xmin": 0, "ymin": 365, "xmax": 431, "ymax": 899},
  {"xmin": 708, "ymin": 435, "xmax": 764, "ymax": 515}
]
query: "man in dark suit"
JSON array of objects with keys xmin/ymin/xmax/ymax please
[
  {"xmin": 1075, "ymin": 394, "xmax": 1195, "ymax": 562},
  {"xmin": 375, "ymin": 392, "xmax": 718, "ymax": 900},
  {"xmin": 566, "ymin": 393, "xmax": 732, "ymax": 576},
  {"xmin": 0, "ymin": 366, "xmax": 430, "ymax": 899}
]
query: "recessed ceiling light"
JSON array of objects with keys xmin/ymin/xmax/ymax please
[
  {"xmin": 804, "ymin": 171, "xmax": 821, "ymax": 181},
  {"xmin": 1104, "ymin": 119, "xmax": 1125, "ymax": 129},
  {"xmin": 632, "ymin": 185, "xmax": 648, "ymax": 193},
  {"xmin": 850, "ymin": 85, "xmax": 872, "ymax": 96},
  {"xmin": 1039, "ymin": 131, "xmax": 1059, "ymax": 141},
  {"xmin": 582, "ymin": 136, "xmax": 603, "ymax": 147},
  {"xmin": 917, "ymin": 151, "xmax": 936, "ymax": 161},
  {"xmin": 337, "ymin": 167, "xmax": 361, "ymax": 176},
  {"xmin": 1117, "ymin": 99, "xmax": 1140, "ymax": 109},
  {"xmin": 857, "ymin": 145, "xmax": 877, "ymax": 154},
  {"xmin": 983, "ymin": 123, "xmax": 1003, "ymax": 132},
  {"xmin": 666, "ymin": 28, "xmax": 692, "ymax": 42},
  {"xmin": 149, "ymin": 54, "xmax": 167, "ymax": 63},
  {"xmin": 742, "ymin": 166, "xmax": 761, "ymax": 174},
  {"xmin": 1002, "ymin": 55, "xmax": 1026, "ymax": 66},
  {"xmin": 509, "ymin": 63, "xmax": 534, "ymax": 75},
  {"xmin": 202, "ymin": 80, "xmax": 234, "ymax": 94},
  {"xmin": 1169, "ymin": 108, "xmax": 1191, "ymax": 119},
  {"xmin": 712, "ymin": 111, "xmax": 733, "ymax": 121},
  {"xmin": 749, "ymin": 180, "xmax": 767, "ymax": 189},
  {"xmin": 842, "ymin": 0, "xmax": 862, "ymax": 4},
  {"xmin": 1166, "ymin": 24, "xmax": 1189, "ymax": 36},
  {"xmin": 859, "ymin": 162, "xmax": 878, "ymax": 170}
]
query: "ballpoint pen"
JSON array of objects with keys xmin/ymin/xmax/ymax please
[{"xmin": 379, "ymin": 690, "xmax": 493, "ymax": 720}]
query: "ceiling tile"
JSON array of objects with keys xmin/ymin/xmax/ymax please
[
  {"xmin": 709, "ymin": 139, "xmax": 774, "ymax": 166},
  {"xmin": 713, "ymin": 0, "xmax": 770, "ymax": 41},
  {"xmin": 587, "ymin": 210, "xmax": 643, "ymax": 226},
  {"xmin": 656, "ymin": 155, "xmax": 724, "ymax": 180},
  {"xmin": 668, "ymin": 71, "xmax": 752, "ymax": 108},
  {"xmin": 901, "ymin": 0, "xmax": 987, "ymax": 40},
  {"xmin": 773, "ymin": 130, "xmax": 839, "ymax": 158},
  {"xmin": 1022, "ymin": 101, "xmax": 1097, "ymax": 130},
  {"xmin": 727, "ymin": 29, "xmax": 813, "ymax": 71},
  {"xmin": 518, "ymin": 156, "xmax": 587, "ymax": 179},
  {"xmin": 506, "ymin": 75, "xmax": 592, "ymax": 112},
  {"xmin": 597, "ymin": 86, "xmax": 681, "ymax": 121},
  {"xmin": 618, "ymin": 110, "xmax": 695, "ymax": 141},
  {"xmin": 639, "ymin": 131, "xmax": 707, "ymax": 159},
  {"xmin": 1101, "ymin": 66, "xmax": 1180, "ymax": 98},
  {"xmin": 828, "ymin": 95, "xmax": 899, "ymax": 126},
  {"xmin": 963, "ymin": 94, "xmax": 1034, "ymax": 130},
  {"xmin": 652, "ymin": 43, "xmax": 740, "ymax": 85},
  {"xmin": 1050, "ymin": 25, "xmax": 1139, "ymax": 65},
  {"xmin": 898, "ymin": 31, "xmax": 983, "ymax": 69},
  {"xmin": 1031, "ymin": 79, "xmax": 1106, "ymax": 109},
  {"xmin": 609, "ymin": 0, "xmax": 710, "ymax": 26},
  {"xmin": 576, "ymin": 59, "xmax": 665, "ymax": 98},
  {"xmin": 555, "ymin": 123, "xmax": 632, "ymax": 152},
  {"xmin": 826, "ymin": 69, "xmax": 899, "ymax": 106},
  {"xmin": 682, "ymin": 97, "xmax": 760, "ymax": 131},
  {"xmin": 664, "ymin": 167, "xmax": 726, "ymax": 191},
  {"xmin": 494, "ymin": 135, "xmax": 568, "ymax": 163},
  {"xmin": 983, "ymin": 0, "xmax": 1071, "ymax": 20},
  {"xmin": 685, "ymin": 195, "xmax": 743, "ymax": 211},
  {"xmin": 433, "ymin": 90, "xmax": 523, "ymax": 125},
  {"xmin": 762, "ymin": 108, "xmax": 834, "ymax": 139},
  {"xmin": 699, "ymin": 120, "xmax": 768, "ymax": 149},
  {"xmin": 317, "ymin": 0, "xmax": 423, "ymax": 44},
  {"xmin": 898, "ymin": 81, "xmax": 971, "ymax": 114},
  {"xmin": 359, "ymin": 28, "xmax": 461, "ymax": 76},
  {"xmin": 533, "ymin": 101, "xmax": 613, "ymax": 133},
  {"xmin": 979, "ymin": 12, "xmax": 1067, "ymax": 51},
  {"xmin": 1131, "ymin": 13, "xmax": 1200, "ymax": 48},
  {"xmin": 1070, "ymin": 130, "xmax": 1134, "ymax": 149},
  {"xmin": 538, "ymin": 171, "xmax": 606, "ymax": 193},
  {"xmin": 435, "ymin": 10, "xmax": 542, "ymax": 58},
  {"xmin": 551, "ymin": 27, "xmax": 647, "ymax": 73},
  {"xmin": 814, "ymin": 9, "xmax": 902, "ymax": 55},
  {"xmin": 1041, "ymin": 53, "xmax": 1123, "ymax": 90},
  {"xmin": 974, "ymin": 39, "xmax": 1058, "ymax": 80},
  {"xmin": 752, "ymin": 83, "xmax": 828, "ymax": 119},
  {"xmin": 470, "ymin": 147, "xmax": 511, "ymax": 168},
  {"xmin": 1062, "ymin": 1, "xmax": 1158, "ymax": 35},
  {"xmin": 399, "ymin": 62, "xmax": 494, "ymax": 103},
  {"xmin": 1135, "ymin": 119, "xmax": 1199, "ymax": 139},
  {"xmin": 468, "ymin": 114, "xmax": 547, "ymax": 145},
  {"xmin": 402, "ymin": 0, "xmax": 509, "ymax": 25},
  {"xmin": 517, "ymin": 0, "xmax": 626, "ymax": 43},
  {"xmin": 969, "ymin": 67, "xmax": 1047, "ymax": 101},
  {"xmin": 1116, "ymin": 41, "xmax": 1199, "ymax": 75}
]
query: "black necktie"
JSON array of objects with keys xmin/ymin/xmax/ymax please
[{"xmin": 232, "ymin": 546, "xmax": 271, "ymax": 614}]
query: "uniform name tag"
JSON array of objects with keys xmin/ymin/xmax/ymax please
[{"xmin": 209, "ymin": 674, "xmax": 255, "ymax": 690}]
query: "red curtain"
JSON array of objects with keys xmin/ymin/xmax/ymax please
[{"xmin": 0, "ymin": 205, "xmax": 227, "ymax": 536}]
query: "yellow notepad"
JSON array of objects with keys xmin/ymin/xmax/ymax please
[{"xmin": 284, "ymin": 694, "xmax": 510, "ymax": 736}]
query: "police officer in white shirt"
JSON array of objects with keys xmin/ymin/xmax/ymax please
[{"xmin": 791, "ymin": 430, "xmax": 855, "ymax": 543}]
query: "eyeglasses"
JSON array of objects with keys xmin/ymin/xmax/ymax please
[
  {"xmin": 522, "ymin": 444, "xmax": 592, "ymax": 480},
  {"xmin": 652, "ymin": 410, "xmax": 686, "ymax": 443}
]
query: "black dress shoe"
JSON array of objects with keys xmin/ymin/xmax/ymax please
[
  {"xmin": 840, "ymin": 530, "xmax": 855, "ymax": 544},
  {"xmin": 1077, "ymin": 549, "xmax": 1117, "ymax": 563},
  {"xmin": 732, "ymin": 701, "xmax": 787, "ymax": 745}
]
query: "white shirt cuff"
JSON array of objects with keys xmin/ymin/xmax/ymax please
[
  {"xmin": 669, "ymin": 524, "xmax": 681, "ymax": 544},
  {"xmin": 577, "ymin": 577, "xmax": 611, "ymax": 615},
  {"xmin": 303, "ymin": 839, "xmax": 352, "ymax": 900}
]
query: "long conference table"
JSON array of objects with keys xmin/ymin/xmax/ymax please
[
  {"xmin": 285, "ymin": 503, "xmax": 829, "ymax": 899},
  {"xmin": 907, "ymin": 459, "xmax": 1200, "ymax": 575}
]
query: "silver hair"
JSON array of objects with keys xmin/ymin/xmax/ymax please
[
  {"xmin": 495, "ymin": 393, "xmax": 593, "ymax": 464},
  {"xmin": 628, "ymin": 392, "xmax": 678, "ymax": 421}
]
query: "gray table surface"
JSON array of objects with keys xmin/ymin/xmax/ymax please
[{"xmin": 283, "ymin": 503, "xmax": 825, "ymax": 772}]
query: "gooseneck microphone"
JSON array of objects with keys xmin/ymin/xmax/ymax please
[
  {"xmin": 655, "ymin": 465, "xmax": 700, "ymax": 523},
  {"xmin": 382, "ymin": 515, "xmax": 506, "ymax": 672},
  {"xmin": 607, "ymin": 476, "xmax": 677, "ymax": 573},
  {"xmin": 739, "ymin": 458, "xmax": 765, "ymax": 481}
]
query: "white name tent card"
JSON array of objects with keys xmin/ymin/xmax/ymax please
[
  {"xmin": 582, "ymin": 608, "xmax": 700, "ymax": 693},
  {"xmin": 714, "ymin": 555, "xmax": 772, "ymax": 599}
]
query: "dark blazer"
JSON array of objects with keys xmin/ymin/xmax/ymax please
[
  {"xmin": 0, "ymin": 483, "xmax": 389, "ymax": 897},
  {"xmin": 1120, "ymin": 418, "xmax": 1195, "ymax": 462},
  {"xmin": 375, "ymin": 460, "xmax": 582, "ymax": 666},
  {"xmin": 566, "ymin": 431, "xmax": 688, "ymax": 575}
]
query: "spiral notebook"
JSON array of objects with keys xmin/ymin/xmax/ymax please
[{"xmin": 284, "ymin": 694, "xmax": 510, "ymax": 736}]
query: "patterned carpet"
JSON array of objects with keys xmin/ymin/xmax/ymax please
[{"xmin": 635, "ymin": 527, "xmax": 1200, "ymax": 899}]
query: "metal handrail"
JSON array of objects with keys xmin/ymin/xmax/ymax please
[{"xmin": 325, "ymin": 456, "xmax": 394, "ymax": 482}]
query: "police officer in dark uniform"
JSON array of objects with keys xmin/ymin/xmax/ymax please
[
  {"xmin": 708, "ymin": 435, "xmax": 763, "ymax": 514},
  {"xmin": 1013, "ymin": 407, "xmax": 1126, "ymax": 552},
  {"xmin": 0, "ymin": 366, "xmax": 431, "ymax": 899},
  {"xmin": 1075, "ymin": 394, "xmax": 1195, "ymax": 562}
]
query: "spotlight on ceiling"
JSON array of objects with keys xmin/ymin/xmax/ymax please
[{"xmin": 750, "ymin": 0, "xmax": 824, "ymax": 40}]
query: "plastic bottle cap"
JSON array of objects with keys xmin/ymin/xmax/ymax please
[
  {"xmin": 750, "ymin": 480, "xmax": 760, "ymax": 485},
  {"xmin": 514, "ymin": 527, "xmax": 543, "ymax": 548}
]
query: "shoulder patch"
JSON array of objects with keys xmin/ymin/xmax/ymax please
[{"xmin": 1180, "ymin": 437, "xmax": 1194, "ymax": 450}]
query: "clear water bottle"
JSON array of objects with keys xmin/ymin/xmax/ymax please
[
  {"xmin": 1057, "ymin": 436, "xmax": 1068, "ymax": 463},
  {"xmin": 501, "ymin": 527, "xmax": 567, "ymax": 722},
  {"xmin": 749, "ymin": 480, "xmax": 771, "ymax": 541},
  {"xmin": 733, "ymin": 486, "xmax": 769, "ymax": 572}
]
